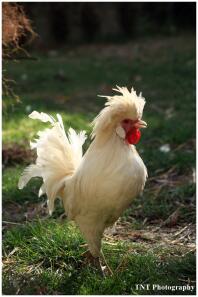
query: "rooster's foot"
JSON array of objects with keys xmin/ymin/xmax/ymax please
[{"xmin": 81, "ymin": 250, "xmax": 112, "ymax": 277}]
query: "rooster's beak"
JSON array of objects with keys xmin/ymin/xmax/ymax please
[{"xmin": 134, "ymin": 119, "xmax": 147, "ymax": 129}]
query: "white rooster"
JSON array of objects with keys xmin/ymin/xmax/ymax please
[{"xmin": 18, "ymin": 86, "xmax": 147, "ymax": 274}]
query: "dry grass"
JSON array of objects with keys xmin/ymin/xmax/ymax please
[{"xmin": 2, "ymin": 3, "xmax": 35, "ymax": 56}]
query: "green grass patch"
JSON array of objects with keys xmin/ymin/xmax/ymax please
[{"xmin": 3, "ymin": 220, "xmax": 196, "ymax": 295}]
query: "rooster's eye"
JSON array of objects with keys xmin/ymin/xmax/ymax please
[{"xmin": 123, "ymin": 119, "xmax": 129, "ymax": 124}]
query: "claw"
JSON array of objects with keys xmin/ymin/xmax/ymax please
[{"xmin": 81, "ymin": 250, "xmax": 113, "ymax": 277}]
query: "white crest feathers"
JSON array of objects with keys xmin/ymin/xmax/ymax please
[{"xmin": 92, "ymin": 86, "xmax": 146, "ymax": 138}]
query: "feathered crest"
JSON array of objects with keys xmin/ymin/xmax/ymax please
[{"xmin": 92, "ymin": 86, "xmax": 146, "ymax": 138}]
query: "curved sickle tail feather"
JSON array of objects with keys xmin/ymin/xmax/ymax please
[{"xmin": 18, "ymin": 111, "xmax": 87, "ymax": 214}]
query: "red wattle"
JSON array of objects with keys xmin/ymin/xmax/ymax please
[{"xmin": 127, "ymin": 128, "xmax": 141, "ymax": 145}]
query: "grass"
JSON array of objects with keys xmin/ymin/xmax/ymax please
[
  {"xmin": 3, "ymin": 220, "xmax": 196, "ymax": 295},
  {"xmin": 2, "ymin": 33, "xmax": 196, "ymax": 294}
]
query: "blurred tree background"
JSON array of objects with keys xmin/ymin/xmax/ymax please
[
  {"xmin": 20, "ymin": 2, "xmax": 196, "ymax": 46},
  {"xmin": 2, "ymin": 2, "xmax": 196, "ymax": 107}
]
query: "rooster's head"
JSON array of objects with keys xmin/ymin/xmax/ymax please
[{"xmin": 92, "ymin": 86, "xmax": 147, "ymax": 145}]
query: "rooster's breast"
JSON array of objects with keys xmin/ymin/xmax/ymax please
[{"xmin": 72, "ymin": 136, "xmax": 147, "ymax": 222}]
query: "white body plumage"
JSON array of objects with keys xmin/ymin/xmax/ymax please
[
  {"xmin": 64, "ymin": 134, "xmax": 147, "ymax": 256},
  {"xmin": 18, "ymin": 86, "xmax": 148, "ymax": 258}
]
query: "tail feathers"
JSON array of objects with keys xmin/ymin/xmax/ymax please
[
  {"xmin": 18, "ymin": 164, "xmax": 42, "ymax": 190},
  {"xmin": 38, "ymin": 183, "xmax": 46, "ymax": 197},
  {"xmin": 29, "ymin": 111, "xmax": 55, "ymax": 123},
  {"xmin": 18, "ymin": 111, "xmax": 87, "ymax": 214}
]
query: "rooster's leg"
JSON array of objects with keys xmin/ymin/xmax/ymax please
[{"xmin": 77, "ymin": 218, "xmax": 113, "ymax": 276}]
